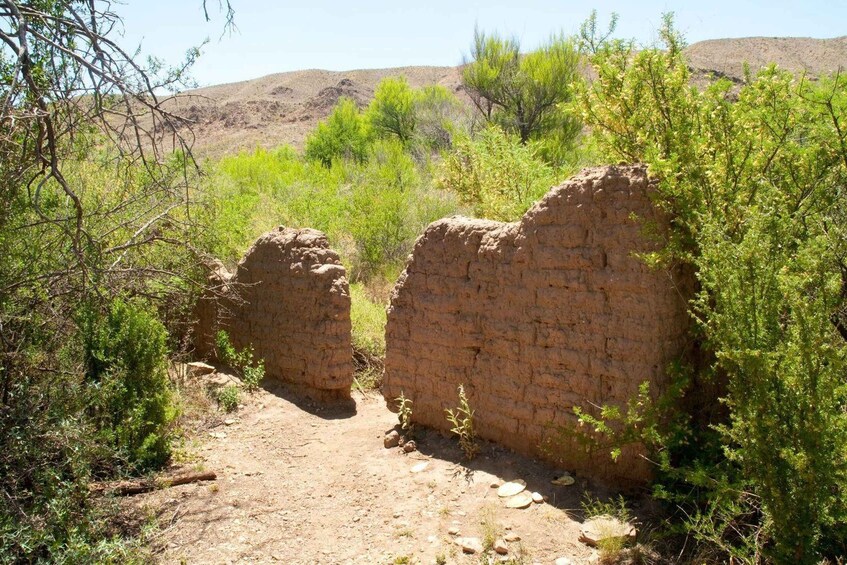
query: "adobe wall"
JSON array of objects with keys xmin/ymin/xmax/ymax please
[
  {"xmin": 382, "ymin": 165, "xmax": 691, "ymax": 485},
  {"xmin": 194, "ymin": 227, "xmax": 353, "ymax": 396}
]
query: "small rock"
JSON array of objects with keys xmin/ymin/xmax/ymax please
[
  {"xmin": 411, "ymin": 462, "xmax": 429, "ymax": 473},
  {"xmin": 224, "ymin": 418, "xmax": 237, "ymax": 426},
  {"xmin": 187, "ymin": 361, "xmax": 215, "ymax": 376},
  {"xmin": 579, "ymin": 515, "xmax": 637, "ymax": 547},
  {"xmin": 504, "ymin": 491, "xmax": 533, "ymax": 509},
  {"xmin": 555, "ymin": 559, "xmax": 574, "ymax": 565},
  {"xmin": 551, "ymin": 474, "xmax": 575, "ymax": 486},
  {"xmin": 504, "ymin": 533, "xmax": 521, "ymax": 542},
  {"xmin": 403, "ymin": 440, "xmax": 417, "ymax": 453},
  {"xmin": 490, "ymin": 481, "xmax": 501, "ymax": 488},
  {"xmin": 208, "ymin": 431, "xmax": 227, "ymax": 439},
  {"xmin": 493, "ymin": 539, "xmax": 508, "ymax": 555},
  {"xmin": 531, "ymin": 491, "xmax": 544, "ymax": 504},
  {"xmin": 448, "ymin": 525, "xmax": 460, "ymax": 535},
  {"xmin": 497, "ymin": 480, "xmax": 526, "ymax": 498},
  {"xmin": 384, "ymin": 430, "xmax": 401, "ymax": 448},
  {"xmin": 454, "ymin": 537, "xmax": 483, "ymax": 554}
]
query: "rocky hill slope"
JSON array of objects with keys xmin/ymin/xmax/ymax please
[{"xmin": 169, "ymin": 37, "xmax": 847, "ymax": 158}]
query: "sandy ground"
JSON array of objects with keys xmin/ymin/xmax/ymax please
[{"xmin": 134, "ymin": 376, "xmax": 606, "ymax": 565}]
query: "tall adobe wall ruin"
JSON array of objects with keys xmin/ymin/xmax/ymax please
[
  {"xmin": 194, "ymin": 227, "xmax": 353, "ymax": 397},
  {"xmin": 382, "ymin": 165, "xmax": 691, "ymax": 485}
]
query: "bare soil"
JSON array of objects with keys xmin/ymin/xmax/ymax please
[{"xmin": 134, "ymin": 376, "xmax": 608, "ymax": 564}]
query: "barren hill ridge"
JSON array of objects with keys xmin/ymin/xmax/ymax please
[{"xmin": 171, "ymin": 37, "xmax": 847, "ymax": 157}]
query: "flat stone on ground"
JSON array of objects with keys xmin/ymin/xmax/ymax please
[{"xmin": 579, "ymin": 515, "xmax": 637, "ymax": 547}]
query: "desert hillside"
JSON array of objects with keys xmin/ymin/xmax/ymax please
[{"xmin": 169, "ymin": 36, "xmax": 847, "ymax": 158}]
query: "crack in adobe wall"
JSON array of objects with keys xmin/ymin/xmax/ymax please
[
  {"xmin": 194, "ymin": 227, "xmax": 353, "ymax": 397},
  {"xmin": 382, "ymin": 165, "xmax": 692, "ymax": 486}
]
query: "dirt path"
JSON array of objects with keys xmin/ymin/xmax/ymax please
[{"xmin": 136, "ymin": 378, "xmax": 602, "ymax": 564}]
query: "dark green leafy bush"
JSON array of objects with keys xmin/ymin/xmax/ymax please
[
  {"xmin": 576, "ymin": 14, "xmax": 847, "ymax": 562},
  {"xmin": 81, "ymin": 298, "xmax": 176, "ymax": 472}
]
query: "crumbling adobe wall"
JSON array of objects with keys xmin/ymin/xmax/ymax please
[
  {"xmin": 194, "ymin": 227, "xmax": 353, "ymax": 396},
  {"xmin": 382, "ymin": 165, "xmax": 691, "ymax": 485}
]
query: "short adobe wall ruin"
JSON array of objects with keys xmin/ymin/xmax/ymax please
[
  {"xmin": 194, "ymin": 227, "xmax": 353, "ymax": 397},
  {"xmin": 382, "ymin": 165, "xmax": 691, "ymax": 485}
]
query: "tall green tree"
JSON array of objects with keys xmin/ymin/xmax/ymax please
[
  {"xmin": 305, "ymin": 97, "xmax": 371, "ymax": 166},
  {"xmin": 462, "ymin": 30, "xmax": 581, "ymax": 145},
  {"xmin": 366, "ymin": 76, "xmax": 417, "ymax": 144}
]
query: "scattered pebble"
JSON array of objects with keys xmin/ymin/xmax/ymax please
[
  {"xmin": 454, "ymin": 537, "xmax": 483, "ymax": 554},
  {"xmin": 504, "ymin": 491, "xmax": 533, "ymax": 509},
  {"xmin": 504, "ymin": 533, "xmax": 521, "ymax": 542},
  {"xmin": 384, "ymin": 430, "xmax": 400, "ymax": 448},
  {"xmin": 208, "ymin": 431, "xmax": 227, "ymax": 439},
  {"xmin": 551, "ymin": 474, "xmax": 575, "ymax": 486},
  {"xmin": 410, "ymin": 462, "xmax": 429, "ymax": 473},
  {"xmin": 579, "ymin": 516, "xmax": 637, "ymax": 547},
  {"xmin": 497, "ymin": 480, "xmax": 526, "ymax": 498},
  {"xmin": 403, "ymin": 440, "xmax": 417, "ymax": 453},
  {"xmin": 493, "ymin": 539, "xmax": 509, "ymax": 555},
  {"xmin": 531, "ymin": 491, "xmax": 544, "ymax": 503},
  {"xmin": 448, "ymin": 525, "xmax": 460, "ymax": 536},
  {"xmin": 555, "ymin": 558, "xmax": 574, "ymax": 565},
  {"xmin": 224, "ymin": 418, "xmax": 237, "ymax": 426}
]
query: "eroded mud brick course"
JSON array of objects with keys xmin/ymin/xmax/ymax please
[
  {"xmin": 383, "ymin": 165, "xmax": 691, "ymax": 485},
  {"xmin": 194, "ymin": 227, "xmax": 353, "ymax": 395}
]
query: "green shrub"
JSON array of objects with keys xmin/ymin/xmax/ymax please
[
  {"xmin": 215, "ymin": 330, "xmax": 265, "ymax": 392},
  {"xmin": 305, "ymin": 97, "xmax": 371, "ymax": 166},
  {"xmin": 216, "ymin": 385, "xmax": 240, "ymax": 413},
  {"xmin": 576, "ymin": 13, "xmax": 847, "ymax": 562},
  {"xmin": 81, "ymin": 298, "xmax": 176, "ymax": 472},
  {"xmin": 366, "ymin": 76, "xmax": 417, "ymax": 145},
  {"xmin": 350, "ymin": 282, "xmax": 387, "ymax": 359},
  {"xmin": 437, "ymin": 126, "xmax": 558, "ymax": 221}
]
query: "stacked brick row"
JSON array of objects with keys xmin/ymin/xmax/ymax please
[
  {"xmin": 194, "ymin": 227, "xmax": 353, "ymax": 396},
  {"xmin": 382, "ymin": 165, "xmax": 691, "ymax": 485}
]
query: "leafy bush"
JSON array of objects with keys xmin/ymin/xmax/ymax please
[
  {"xmin": 215, "ymin": 330, "xmax": 265, "ymax": 391},
  {"xmin": 216, "ymin": 385, "xmax": 240, "ymax": 413},
  {"xmin": 437, "ymin": 126, "xmax": 558, "ymax": 221},
  {"xmin": 350, "ymin": 282, "xmax": 387, "ymax": 359},
  {"xmin": 576, "ymin": 14, "xmax": 847, "ymax": 562},
  {"xmin": 305, "ymin": 97, "xmax": 371, "ymax": 166},
  {"xmin": 81, "ymin": 298, "xmax": 176, "ymax": 472},
  {"xmin": 365, "ymin": 78, "xmax": 464, "ymax": 150},
  {"xmin": 366, "ymin": 76, "xmax": 417, "ymax": 145}
]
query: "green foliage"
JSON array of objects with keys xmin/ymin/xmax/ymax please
[
  {"xmin": 214, "ymin": 330, "xmax": 265, "ymax": 392},
  {"xmin": 445, "ymin": 385, "xmax": 479, "ymax": 460},
  {"xmin": 413, "ymin": 84, "xmax": 464, "ymax": 150},
  {"xmin": 216, "ymin": 385, "xmax": 240, "ymax": 413},
  {"xmin": 305, "ymin": 97, "xmax": 371, "ymax": 166},
  {"xmin": 396, "ymin": 392, "xmax": 414, "ymax": 436},
  {"xmin": 437, "ymin": 126, "xmax": 558, "ymax": 221},
  {"xmin": 204, "ymin": 141, "xmax": 459, "ymax": 281},
  {"xmin": 366, "ymin": 76, "xmax": 417, "ymax": 144},
  {"xmin": 365, "ymin": 77, "xmax": 464, "ymax": 150},
  {"xmin": 577, "ymin": 13, "xmax": 847, "ymax": 562},
  {"xmin": 350, "ymin": 282, "xmax": 387, "ymax": 359},
  {"xmin": 463, "ymin": 29, "xmax": 582, "ymax": 147},
  {"xmin": 81, "ymin": 298, "xmax": 175, "ymax": 472}
]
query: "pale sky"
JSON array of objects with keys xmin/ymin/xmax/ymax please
[{"xmin": 115, "ymin": 1, "xmax": 846, "ymax": 88}]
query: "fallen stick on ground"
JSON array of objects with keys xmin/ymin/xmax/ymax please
[{"xmin": 91, "ymin": 471, "xmax": 218, "ymax": 496}]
